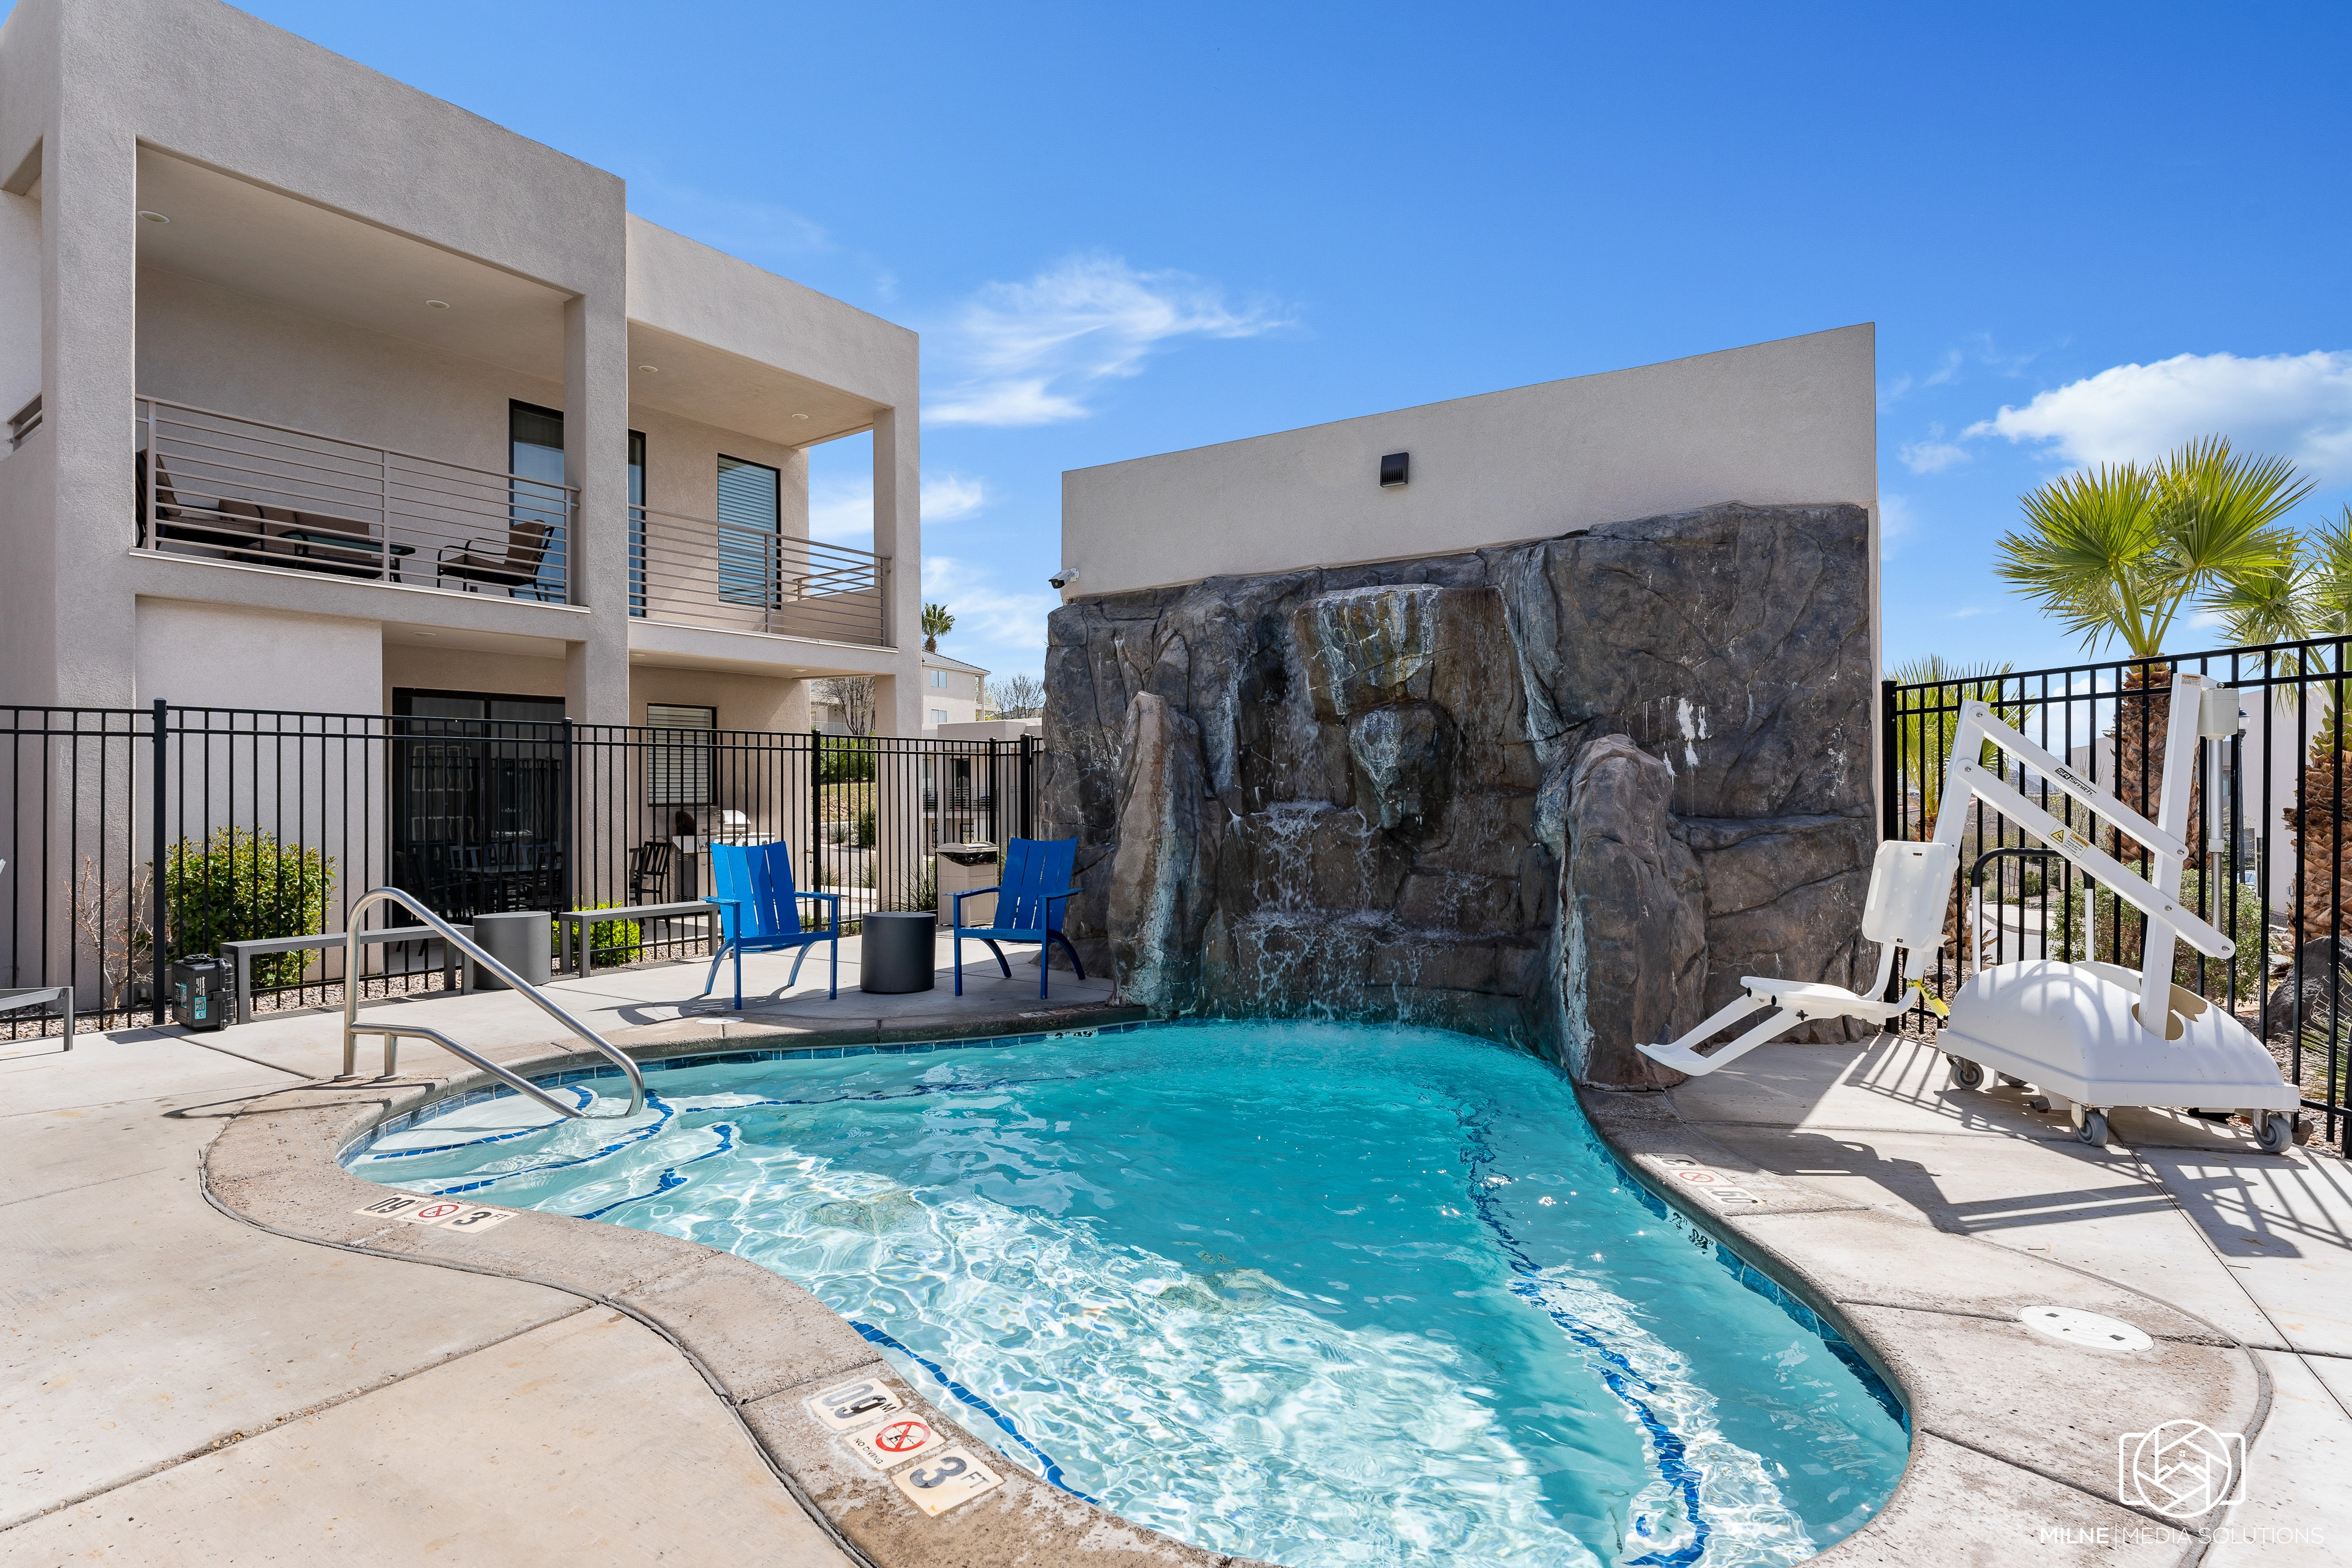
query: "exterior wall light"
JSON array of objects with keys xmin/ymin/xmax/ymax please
[
  {"xmin": 639, "ymin": 364, "xmax": 659, "ymax": 372},
  {"xmin": 138, "ymin": 210, "xmax": 169, "ymax": 223},
  {"xmin": 1379, "ymin": 452, "xmax": 1409, "ymax": 487},
  {"xmin": 425, "ymin": 299, "xmax": 450, "ymax": 310}
]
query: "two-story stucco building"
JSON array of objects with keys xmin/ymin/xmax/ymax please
[{"xmin": 0, "ymin": 0, "xmax": 927, "ymax": 738}]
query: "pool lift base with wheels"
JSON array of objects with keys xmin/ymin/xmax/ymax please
[{"xmin": 1641, "ymin": 670, "xmax": 2303, "ymax": 1155}]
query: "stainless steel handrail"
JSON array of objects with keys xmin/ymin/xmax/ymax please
[{"xmin": 341, "ymin": 888, "xmax": 646, "ymax": 1119}]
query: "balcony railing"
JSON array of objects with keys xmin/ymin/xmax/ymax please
[
  {"xmin": 634, "ymin": 505, "xmax": 888, "ymax": 647},
  {"xmin": 134, "ymin": 396, "xmax": 574, "ymax": 602}
]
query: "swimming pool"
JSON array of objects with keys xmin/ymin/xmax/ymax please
[{"xmin": 348, "ymin": 1020, "xmax": 1906, "ymax": 1567}]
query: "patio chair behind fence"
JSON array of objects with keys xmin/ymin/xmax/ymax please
[
  {"xmin": 1, "ymin": 704, "xmax": 1040, "ymax": 1036},
  {"xmin": 1881, "ymin": 633, "xmax": 2352, "ymax": 1154}
]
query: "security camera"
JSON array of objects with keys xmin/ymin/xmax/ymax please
[{"xmin": 1048, "ymin": 566, "xmax": 1078, "ymax": 590}]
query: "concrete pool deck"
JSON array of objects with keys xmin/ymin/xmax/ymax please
[
  {"xmin": 1629, "ymin": 1032, "xmax": 2351, "ymax": 1566},
  {"xmin": 4, "ymin": 961, "xmax": 2346, "ymax": 1563},
  {"xmin": 0, "ymin": 936, "xmax": 1151, "ymax": 1566}
]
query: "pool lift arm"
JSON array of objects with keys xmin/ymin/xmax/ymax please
[{"xmin": 1927, "ymin": 671, "xmax": 2236, "ymax": 1037}]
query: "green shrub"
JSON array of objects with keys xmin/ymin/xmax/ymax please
[
  {"xmin": 554, "ymin": 903, "xmax": 643, "ymax": 967},
  {"xmin": 856, "ymin": 804, "xmax": 876, "ymax": 849},
  {"xmin": 2056, "ymin": 870, "xmax": 2270, "ymax": 1004},
  {"xmin": 163, "ymin": 828, "xmax": 334, "ymax": 989},
  {"xmin": 819, "ymin": 738, "xmax": 877, "ymax": 784}
]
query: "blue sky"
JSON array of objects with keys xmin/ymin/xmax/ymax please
[{"xmin": 220, "ymin": 2, "xmax": 2352, "ymax": 687}]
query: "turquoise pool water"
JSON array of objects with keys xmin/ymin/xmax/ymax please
[{"xmin": 348, "ymin": 1021, "xmax": 1906, "ymax": 1567}]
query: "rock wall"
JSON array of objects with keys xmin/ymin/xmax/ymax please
[{"xmin": 1041, "ymin": 502, "xmax": 1877, "ymax": 1088}]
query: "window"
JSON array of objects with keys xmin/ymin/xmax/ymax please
[
  {"xmin": 647, "ymin": 703, "xmax": 716, "ymax": 806},
  {"xmin": 509, "ymin": 402, "xmax": 567, "ymax": 600},
  {"xmin": 930, "ymin": 670, "xmax": 948, "ymax": 688},
  {"xmin": 931, "ymin": 709, "xmax": 949, "ymax": 726},
  {"xmin": 716, "ymin": 455, "xmax": 780, "ymax": 607}
]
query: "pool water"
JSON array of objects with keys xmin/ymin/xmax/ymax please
[{"xmin": 349, "ymin": 1021, "xmax": 1906, "ymax": 1567}]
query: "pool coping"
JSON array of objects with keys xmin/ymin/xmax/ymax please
[
  {"xmin": 1573, "ymin": 1084, "xmax": 2274, "ymax": 1565},
  {"xmin": 201, "ymin": 1011, "xmax": 2269, "ymax": 1567}
]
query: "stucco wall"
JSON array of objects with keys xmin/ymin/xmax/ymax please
[
  {"xmin": 1060, "ymin": 325, "xmax": 1878, "ymax": 598},
  {"xmin": 136, "ymin": 266, "xmax": 552, "ymax": 477},
  {"xmin": 629, "ymin": 666, "xmax": 806, "ymax": 734},
  {"xmin": 135, "ymin": 597, "xmax": 382, "ymax": 713},
  {"xmin": 379, "ymin": 645, "xmax": 566, "ymax": 713}
]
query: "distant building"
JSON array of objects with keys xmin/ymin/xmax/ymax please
[{"xmin": 921, "ymin": 651, "xmax": 988, "ymax": 732}]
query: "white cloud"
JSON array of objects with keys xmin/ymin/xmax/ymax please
[
  {"xmin": 1948, "ymin": 605, "xmax": 1993, "ymax": 620},
  {"xmin": 1899, "ymin": 423, "xmax": 1970, "ymax": 474},
  {"xmin": 808, "ymin": 472, "xmax": 988, "ymax": 543},
  {"xmin": 926, "ymin": 253, "xmax": 1287, "ymax": 427},
  {"xmin": 1966, "ymin": 350, "xmax": 2352, "ymax": 477},
  {"xmin": 921, "ymin": 553, "xmax": 1060, "ymax": 656}
]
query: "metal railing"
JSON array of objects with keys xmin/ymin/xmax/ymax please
[
  {"xmin": 342, "ymin": 887, "xmax": 644, "ymax": 1120},
  {"xmin": 634, "ymin": 504, "xmax": 888, "ymax": 646},
  {"xmin": 1883, "ymin": 633, "xmax": 2352, "ymax": 1151},
  {"xmin": 3, "ymin": 703, "xmax": 1041, "ymax": 1037},
  {"xmin": 135, "ymin": 396, "xmax": 576, "ymax": 603}
]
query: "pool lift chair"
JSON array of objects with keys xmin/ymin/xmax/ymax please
[
  {"xmin": 1636, "ymin": 837, "xmax": 1960, "ymax": 1081},
  {"xmin": 1642, "ymin": 670, "xmax": 2304, "ymax": 1154}
]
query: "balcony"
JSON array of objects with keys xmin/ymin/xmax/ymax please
[
  {"xmin": 634, "ymin": 506, "xmax": 888, "ymax": 647},
  {"xmin": 133, "ymin": 397, "xmax": 574, "ymax": 601}
]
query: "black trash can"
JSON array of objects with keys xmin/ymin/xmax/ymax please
[
  {"xmin": 861, "ymin": 911, "xmax": 937, "ymax": 994},
  {"xmin": 172, "ymin": 955, "xmax": 229, "ymax": 1032},
  {"xmin": 471, "ymin": 910, "xmax": 552, "ymax": 992}
]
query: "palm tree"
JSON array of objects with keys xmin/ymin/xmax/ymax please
[
  {"xmin": 1889, "ymin": 654, "xmax": 2019, "ymax": 833},
  {"xmin": 1996, "ymin": 437, "xmax": 2310, "ymax": 852},
  {"xmin": 921, "ymin": 602, "xmax": 954, "ymax": 654},
  {"xmin": 1995, "ymin": 436, "xmax": 2308, "ymax": 661}
]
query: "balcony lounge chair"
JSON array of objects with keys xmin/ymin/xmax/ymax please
[
  {"xmin": 953, "ymin": 837, "xmax": 1085, "ymax": 1000},
  {"xmin": 437, "ymin": 517, "xmax": 554, "ymax": 599},
  {"xmin": 136, "ymin": 453, "xmax": 266, "ymax": 563},
  {"xmin": 700, "ymin": 840, "xmax": 840, "ymax": 1008}
]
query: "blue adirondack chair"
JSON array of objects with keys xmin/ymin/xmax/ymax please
[
  {"xmin": 700, "ymin": 841, "xmax": 840, "ymax": 1008},
  {"xmin": 953, "ymin": 837, "xmax": 1085, "ymax": 999}
]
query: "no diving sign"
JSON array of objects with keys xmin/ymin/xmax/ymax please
[
  {"xmin": 354, "ymin": 1192, "xmax": 519, "ymax": 1232},
  {"xmin": 853, "ymin": 1417, "xmax": 944, "ymax": 1472}
]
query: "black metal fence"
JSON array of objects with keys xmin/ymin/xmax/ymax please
[
  {"xmin": 1883, "ymin": 634, "xmax": 2352, "ymax": 1151},
  {"xmin": 3, "ymin": 703, "xmax": 1037, "ymax": 1035}
]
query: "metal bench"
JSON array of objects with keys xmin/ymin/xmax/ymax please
[
  {"xmin": 220, "ymin": 925, "xmax": 469, "ymax": 1027},
  {"xmin": 1, "ymin": 985, "xmax": 74, "ymax": 1048},
  {"xmin": 557, "ymin": 901, "xmax": 720, "ymax": 979}
]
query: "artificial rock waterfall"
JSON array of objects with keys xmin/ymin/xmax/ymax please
[{"xmin": 1040, "ymin": 502, "xmax": 1876, "ymax": 1089}]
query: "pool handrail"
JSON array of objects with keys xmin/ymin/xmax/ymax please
[{"xmin": 340, "ymin": 888, "xmax": 646, "ymax": 1119}]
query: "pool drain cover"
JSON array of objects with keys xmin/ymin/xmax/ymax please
[{"xmin": 2016, "ymin": 1305, "xmax": 2153, "ymax": 1352}]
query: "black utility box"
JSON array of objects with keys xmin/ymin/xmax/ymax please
[{"xmin": 172, "ymin": 955, "xmax": 229, "ymax": 1032}]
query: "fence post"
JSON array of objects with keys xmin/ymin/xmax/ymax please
[
  {"xmin": 1020, "ymin": 733, "xmax": 1036, "ymax": 840},
  {"xmin": 1879, "ymin": 678, "xmax": 1900, "ymax": 841},
  {"xmin": 150, "ymin": 699, "xmax": 168, "ymax": 1026},
  {"xmin": 560, "ymin": 717, "xmax": 576, "ymax": 919},
  {"xmin": 809, "ymin": 730, "xmax": 823, "ymax": 893}
]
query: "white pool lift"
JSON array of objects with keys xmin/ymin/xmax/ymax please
[{"xmin": 1641, "ymin": 670, "xmax": 2302, "ymax": 1154}]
